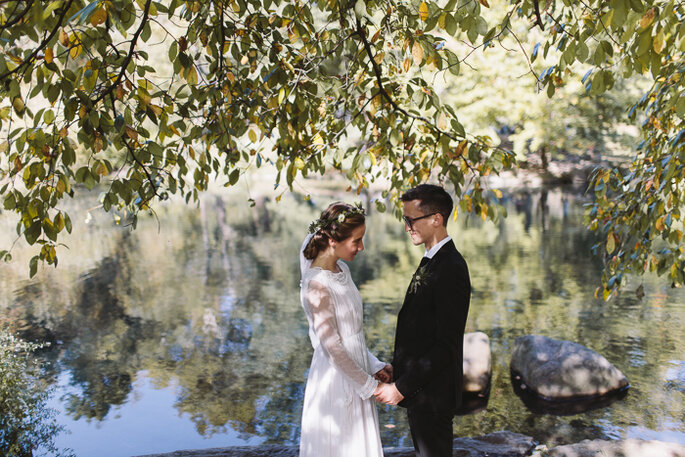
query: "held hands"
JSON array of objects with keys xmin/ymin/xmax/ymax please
[
  {"xmin": 373, "ymin": 382, "xmax": 404, "ymax": 406},
  {"xmin": 374, "ymin": 364, "xmax": 394, "ymax": 383}
]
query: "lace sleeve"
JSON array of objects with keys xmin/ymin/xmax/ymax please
[{"xmin": 306, "ymin": 279, "xmax": 378, "ymax": 399}]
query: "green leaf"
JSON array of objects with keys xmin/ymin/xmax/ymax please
[
  {"xmin": 25, "ymin": 221, "xmax": 41, "ymax": 245},
  {"xmin": 445, "ymin": 14, "xmax": 458, "ymax": 36},
  {"xmin": 229, "ymin": 169, "xmax": 240, "ymax": 185},
  {"xmin": 29, "ymin": 255, "xmax": 39, "ymax": 278}
]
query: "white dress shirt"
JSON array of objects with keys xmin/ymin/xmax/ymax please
[{"xmin": 424, "ymin": 235, "xmax": 452, "ymax": 259}]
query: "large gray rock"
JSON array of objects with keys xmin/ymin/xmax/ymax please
[
  {"xmin": 463, "ymin": 331, "xmax": 491, "ymax": 393},
  {"xmin": 135, "ymin": 431, "xmax": 535, "ymax": 457},
  {"xmin": 543, "ymin": 439, "xmax": 685, "ymax": 457},
  {"xmin": 510, "ymin": 335, "xmax": 629, "ymax": 400}
]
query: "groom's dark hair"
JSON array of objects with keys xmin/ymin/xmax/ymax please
[{"xmin": 401, "ymin": 184, "xmax": 453, "ymax": 227}]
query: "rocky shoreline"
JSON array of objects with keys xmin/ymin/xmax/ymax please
[{"xmin": 135, "ymin": 431, "xmax": 685, "ymax": 457}]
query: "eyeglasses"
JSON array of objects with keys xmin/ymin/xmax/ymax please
[{"xmin": 402, "ymin": 212, "xmax": 438, "ymax": 230}]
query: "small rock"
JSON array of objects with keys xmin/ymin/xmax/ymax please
[
  {"xmin": 463, "ymin": 332, "xmax": 491, "ymax": 394},
  {"xmin": 547, "ymin": 439, "xmax": 685, "ymax": 457},
  {"xmin": 510, "ymin": 335, "xmax": 629, "ymax": 400}
]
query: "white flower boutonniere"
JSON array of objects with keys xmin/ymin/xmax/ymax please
[{"xmin": 409, "ymin": 264, "xmax": 430, "ymax": 294}]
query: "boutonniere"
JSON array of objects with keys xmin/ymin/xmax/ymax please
[{"xmin": 409, "ymin": 264, "xmax": 431, "ymax": 294}]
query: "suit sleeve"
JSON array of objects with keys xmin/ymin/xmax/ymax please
[
  {"xmin": 305, "ymin": 280, "xmax": 379, "ymax": 399},
  {"xmin": 394, "ymin": 260, "xmax": 470, "ymax": 399}
]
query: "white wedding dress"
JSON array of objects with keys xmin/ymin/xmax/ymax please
[{"xmin": 299, "ymin": 235, "xmax": 385, "ymax": 457}]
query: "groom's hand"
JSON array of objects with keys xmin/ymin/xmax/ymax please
[
  {"xmin": 383, "ymin": 363, "xmax": 393, "ymax": 382},
  {"xmin": 374, "ymin": 383, "xmax": 404, "ymax": 406}
]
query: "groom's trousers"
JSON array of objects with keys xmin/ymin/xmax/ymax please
[{"xmin": 407, "ymin": 409, "xmax": 454, "ymax": 457}]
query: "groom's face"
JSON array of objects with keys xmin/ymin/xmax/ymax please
[{"xmin": 402, "ymin": 199, "xmax": 437, "ymax": 246}]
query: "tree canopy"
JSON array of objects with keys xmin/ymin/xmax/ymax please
[{"xmin": 0, "ymin": 0, "xmax": 683, "ymax": 296}]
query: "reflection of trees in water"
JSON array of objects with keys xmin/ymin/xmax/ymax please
[
  {"xmin": 55, "ymin": 235, "xmax": 144, "ymax": 420},
  {"xmin": 2, "ymin": 190, "xmax": 684, "ymax": 447}
]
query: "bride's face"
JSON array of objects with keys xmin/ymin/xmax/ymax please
[{"xmin": 333, "ymin": 224, "xmax": 366, "ymax": 262}]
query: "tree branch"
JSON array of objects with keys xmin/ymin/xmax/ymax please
[
  {"xmin": 0, "ymin": 0, "xmax": 34, "ymax": 30},
  {"xmin": 533, "ymin": 0, "xmax": 544, "ymax": 30},
  {"xmin": 0, "ymin": 0, "xmax": 74, "ymax": 82},
  {"xmin": 91, "ymin": 0, "xmax": 153, "ymax": 107}
]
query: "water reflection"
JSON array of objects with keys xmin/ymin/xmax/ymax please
[{"xmin": 0, "ymin": 187, "xmax": 684, "ymax": 455}]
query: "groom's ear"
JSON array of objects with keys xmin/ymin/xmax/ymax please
[{"xmin": 433, "ymin": 213, "xmax": 443, "ymax": 227}]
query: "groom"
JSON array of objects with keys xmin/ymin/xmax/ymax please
[{"xmin": 376, "ymin": 184, "xmax": 471, "ymax": 457}]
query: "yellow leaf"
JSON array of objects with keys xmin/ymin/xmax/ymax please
[
  {"xmin": 438, "ymin": 13, "xmax": 446, "ymax": 29},
  {"xmin": 248, "ymin": 129, "xmax": 257, "ymax": 143},
  {"xmin": 185, "ymin": 66, "xmax": 198, "ymax": 85},
  {"xmin": 44, "ymin": 48, "xmax": 53, "ymax": 64},
  {"xmin": 125, "ymin": 126, "xmax": 138, "ymax": 141},
  {"xmin": 374, "ymin": 51, "xmax": 385, "ymax": 64},
  {"xmin": 419, "ymin": 2, "xmax": 428, "ymax": 21},
  {"xmin": 149, "ymin": 104, "xmax": 163, "ymax": 116},
  {"xmin": 59, "ymin": 127, "xmax": 68, "ymax": 138},
  {"xmin": 412, "ymin": 41, "xmax": 423, "ymax": 65},
  {"xmin": 227, "ymin": 71, "xmax": 235, "ymax": 83},
  {"xmin": 94, "ymin": 136, "xmax": 103, "ymax": 152},
  {"xmin": 313, "ymin": 133, "xmax": 324, "ymax": 146},
  {"xmin": 639, "ymin": 8, "xmax": 655, "ymax": 30},
  {"xmin": 70, "ymin": 42, "xmax": 82, "ymax": 59},
  {"xmin": 59, "ymin": 30, "xmax": 69, "ymax": 46},
  {"xmin": 602, "ymin": 288, "xmax": 611, "ymax": 301},
  {"xmin": 493, "ymin": 188, "xmax": 502, "ymax": 199},
  {"xmin": 606, "ymin": 233, "xmax": 615, "ymax": 254},
  {"xmin": 90, "ymin": 7, "xmax": 107, "ymax": 26},
  {"xmin": 96, "ymin": 162, "xmax": 108, "ymax": 176},
  {"xmin": 655, "ymin": 216, "xmax": 665, "ymax": 231},
  {"xmin": 437, "ymin": 112, "xmax": 447, "ymax": 130},
  {"xmin": 479, "ymin": 0, "xmax": 489, "ymax": 7},
  {"xmin": 403, "ymin": 57, "xmax": 411, "ymax": 72},
  {"xmin": 138, "ymin": 92, "xmax": 151, "ymax": 106},
  {"xmin": 12, "ymin": 97, "xmax": 24, "ymax": 114},
  {"xmin": 452, "ymin": 140, "xmax": 467, "ymax": 159},
  {"xmin": 452, "ymin": 207, "xmax": 458, "ymax": 222},
  {"xmin": 294, "ymin": 157, "xmax": 305, "ymax": 169},
  {"xmin": 653, "ymin": 29, "xmax": 665, "ymax": 54}
]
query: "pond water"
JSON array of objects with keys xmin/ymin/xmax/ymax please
[{"xmin": 1, "ymin": 186, "xmax": 683, "ymax": 456}]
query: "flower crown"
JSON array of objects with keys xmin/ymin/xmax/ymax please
[{"xmin": 308, "ymin": 202, "xmax": 365, "ymax": 234}]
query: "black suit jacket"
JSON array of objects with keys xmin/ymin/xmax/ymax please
[{"xmin": 392, "ymin": 240, "xmax": 471, "ymax": 413}]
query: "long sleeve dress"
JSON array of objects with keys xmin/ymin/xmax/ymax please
[{"xmin": 299, "ymin": 260, "xmax": 386, "ymax": 457}]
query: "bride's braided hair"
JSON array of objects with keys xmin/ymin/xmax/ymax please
[{"xmin": 303, "ymin": 202, "xmax": 366, "ymax": 260}]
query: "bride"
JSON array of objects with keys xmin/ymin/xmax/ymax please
[{"xmin": 299, "ymin": 202, "xmax": 392, "ymax": 457}]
